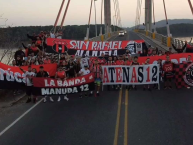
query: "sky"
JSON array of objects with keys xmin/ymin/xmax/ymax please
[{"xmin": 0, "ymin": 0, "xmax": 193, "ymax": 27}]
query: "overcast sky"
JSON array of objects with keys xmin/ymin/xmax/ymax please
[{"xmin": 0, "ymin": 0, "xmax": 192, "ymax": 27}]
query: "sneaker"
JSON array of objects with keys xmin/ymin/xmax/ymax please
[
  {"xmin": 43, "ymin": 98, "xmax": 47, "ymax": 103},
  {"xmin": 50, "ymin": 97, "xmax": 54, "ymax": 102},
  {"xmin": 26, "ymin": 98, "xmax": 31, "ymax": 103},
  {"xmin": 58, "ymin": 96, "xmax": 61, "ymax": 102},
  {"xmin": 64, "ymin": 96, "xmax": 69, "ymax": 101},
  {"xmin": 187, "ymin": 87, "xmax": 190, "ymax": 89}
]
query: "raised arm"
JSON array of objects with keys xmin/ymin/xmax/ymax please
[{"xmin": 172, "ymin": 44, "xmax": 177, "ymax": 52}]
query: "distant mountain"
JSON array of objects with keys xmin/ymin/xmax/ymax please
[
  {"xmin": 156, "ymin": 23, "xmax": 193, "ymax": 37},
  {"xmin": 155, "ymin": 19, "xmax": 193, "ymax": 28},
  {"xmin": 130, "ymin": 19, "xmax": 193, "ymax": 29}
]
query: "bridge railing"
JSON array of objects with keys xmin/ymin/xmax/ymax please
[
  {"xmin": 171, "ymin": 38, "xmax": 185, "ymax": 48},
  {"xmin": 137, "ymin": 29, "xmax": 189, "ymax": 48},
  {"xmin": 89, "ymin": 31, "xmax": 118, "ymax": 41}
]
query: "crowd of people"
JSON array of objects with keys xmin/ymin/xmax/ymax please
[{"xmin": 11, "ymin": 31, "xmax": 193, "ymax": 103}]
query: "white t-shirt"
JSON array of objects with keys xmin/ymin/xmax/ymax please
[
  {"xmin": 50, "ymin": 33, "xmax": 55, "ymax": 38},
  {"xmin": 79, "ymin": 68, "xmax": 90, "ymax": 76},
  {"xmin": 25, "ymin": 71, "xmax": 35, "ymax": 86},
  {"xmin": 80, "ymin": 57, "xmax": 89, "ymax": 68}
]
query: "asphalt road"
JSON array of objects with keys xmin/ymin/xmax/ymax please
[{"xmin": 0, "ymin": 32, "xmax": 193, "ymax": 145}]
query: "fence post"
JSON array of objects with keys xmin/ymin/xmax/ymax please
[
  {"xmin": 146, "ymin": 31, "xmax": 148, "ymax": 36},
  {"xmin": 152, "ymin": 33, "xmax": 156, "ymax": 39},
  {"xmin": 108, "ymin": 33, "xmax": 111, "ymax": 38},
  {"xmin": 101, "ymin": 35, "xmax": 104, "ymax": 41},
  {"xmin": 167, "ymin": 37, "xmax": 171, "ymax": 47}
]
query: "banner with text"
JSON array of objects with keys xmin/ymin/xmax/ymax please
[
  {"xmin": 0, "ymin": 63, "xmax": 57, "ymax": 89},
  {"xmin": 137, "ymin": 53, "xmax": 193, "ymax": 64},
  {"xmin": 46, "ymin": 38, "xmax": 147, "ymax": 56},
  {"xmin": 33, "ymin": 73, "xmax": 95, "ymax": 96},
  {"xmin": 102, "ymin": 64, "xmax": 159, "ymax": 85}
]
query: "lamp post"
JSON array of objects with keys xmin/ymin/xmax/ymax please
[{"xmin": 94, "ymin": 0, "xmax": 97, "ymax": 37}]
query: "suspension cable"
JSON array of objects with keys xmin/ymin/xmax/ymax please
[
  {"xmin": 152, "ymin": 0, "xmax": 156, "ymax": 32},
  {"xmin": 188, "ymin": 0, "xmax": 193, "ymax": 16},
  {"xmin": 88, "ymin": 0, "xmax": 93, "ymax": 26},
  {"xmin": 54, "ymin": 0, "xmax": 65, "ymax": 33},
  {"xmin": 60, "ymin": 0, "xmax": 71, "ymax": 30},
  {"xmin": 101, "ymin": 0, "xmax": 103, "ymax": 25}
]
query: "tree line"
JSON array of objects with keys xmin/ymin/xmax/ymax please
[
  {"xmin": 0, "ymin": 25, "xmax": 120, "ymax": 48},
  {"xmin": 156, "ymin": 23, "xmax": 193, "ymax": 37}
]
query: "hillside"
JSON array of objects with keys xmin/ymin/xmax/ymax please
[
  {"xmin": 130, "ymin": 19, "xmax": 193, "ymax": 29},
  {"xmin": 0, "ymin": 25, "xmax": 118, "ymax": 48},
  {"xmin": 156, "ymin": 23, "xmax": 193, "ymax": 37}
]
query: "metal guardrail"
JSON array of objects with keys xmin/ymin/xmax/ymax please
[
  {"xmin": 90, "ymin": 31, "xmax": 118, "ymax": 41},
  {"xmin": 137, "ymin": 30, "xmax": 188, "ymax": 48},
  {"xmin": 171, "ymin": 38, "xmax": 185, "ymax": 48}
]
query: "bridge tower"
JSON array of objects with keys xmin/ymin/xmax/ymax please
[
  {"xmin": 145, "ymin": 0, "xmax": 152, "ymax": 32},
  {"xmin": 104, "ymin": 0, "xmax": 111, "ymax": 35}
]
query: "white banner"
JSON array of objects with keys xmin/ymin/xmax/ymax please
[{"xmin": 102, "ymin": 64, "xmax": 159, "ymax": 85}]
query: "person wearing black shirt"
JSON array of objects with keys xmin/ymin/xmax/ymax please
[
  {"xmin": 14, "ymin": 48, "xmax": 25, "ymax": 60},
  {"xmin": 68, "ymin": 60, "xmax": 76, "ymax": 78},
  {"xmin": 16, "ymin": 56, "xmax": 23, "ymax": 66},
  {"xmin": 36, "ymin": 66, "xmax": 53, "ymax": 103}
]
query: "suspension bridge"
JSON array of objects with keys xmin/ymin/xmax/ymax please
[{"xmin": 1, "ymin": 0, "xmax": 193, "ymax": 145}]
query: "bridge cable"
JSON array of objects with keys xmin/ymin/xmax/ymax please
[
  {"xmin": 163, "ymin": 0, "xmax": 171, "ymax": 36},
  {"xmin": 188, "ymin": 0, "xmax": 193, "ymax": 16},
  {"xmin": 60, "ymin": 0, "xmax": 71, "ymax": 30},
  {"xmin": 53, "ymin": 0, "xmax": 66, "ymax": 33},
  {"xmin": 152, "ymin": 0, "xmax": 156, "ymax": 32},
  {"xmin": 113, "ymin": 0, "xmax": 118, "ymax": 31}
]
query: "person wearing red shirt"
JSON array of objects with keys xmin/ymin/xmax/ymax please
[
  {"xmin": 142, "ymin": 58, "xmax": 151, "ymax": 91},
  {"xmin": 44, "ymin": 56, "xmax": 51, "ymax": 64},
  {"xmin": 165, "ymin": 47, "xmax": 173, "ymax": 55},
  {"xmin": 124, "ymin": 56, "xmax": 132, "ymax": 65},
  {"xmin": 116, "ymin": 56, "xmax": 124, "ymax": 65},
  {"xmin": 115, "ymin": 56, "xmax": 124, "ymax": 90},
  {"xmin": 106, "ymin": 56, "xmax": 116, "ymax": 91},
  {"xmin": 162, "ymin": 55, "xmax": 174, "ymax": 89},
  {"xmin": 55, "ymin": 67, "xmax": 69, "ymax": 102},
  {"xmin": 130, "ymin": 56, "xmax": 140, "ymax": 90}
]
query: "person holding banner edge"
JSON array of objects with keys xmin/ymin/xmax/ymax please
[
  {"xmin": 92, "ymin": 59, "xmax": 102, "ymax": 96},
  {"xmin": 55, "ymin": 67, "xmax": 69, "ymax": 102},
  {"xmin": 36, "ymin": 66, "xmax": 52, "ymax": 103},
  {"xmin": 19, "ymin": 66, "xmax": 36, "ymax": 103}
]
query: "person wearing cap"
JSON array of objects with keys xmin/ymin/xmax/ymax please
[
  {"xmin": 36, "ymin": 66, "xmax": 51, "ymax": 103},
  {"xmin": 79, "ymin": 65, "xmax": 91, "ymax": 98}
]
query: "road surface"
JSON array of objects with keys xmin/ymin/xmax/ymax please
[{"xmin": 0, "ymin": 31, "xmax": 193, "ymax": 145}]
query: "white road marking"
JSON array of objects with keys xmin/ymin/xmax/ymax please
[{"xmin": 0, "ymin": 98, "xmax": 43, "ymax": 137}]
